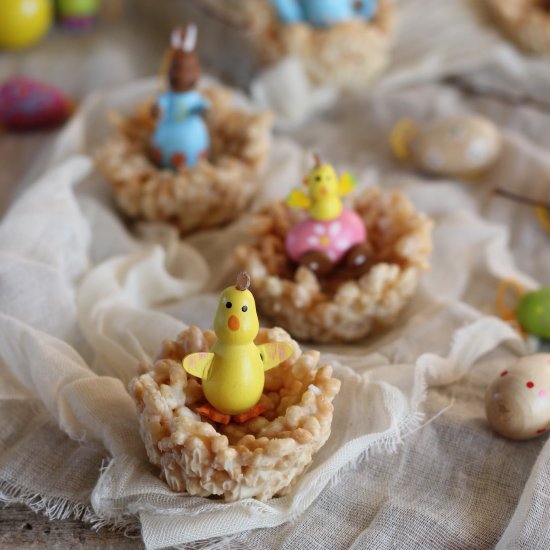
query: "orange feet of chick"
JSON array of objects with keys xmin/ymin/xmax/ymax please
[
  {"xmin": 195, "ymin": 402, "xmax": 266, "ymax": 424},
  {"xmin": 232, "ymin": 403, "xmax": 266, "ymax": 424},
  {"xmin": 195, "ymin": 403, "xmax": 231, "ymax": 425}
]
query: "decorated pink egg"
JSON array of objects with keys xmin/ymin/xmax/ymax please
[
  {"xmin": 0, "ymin": 77, "xmax": 73, "ymax": 131},
  {"xmin": 486, "ymin": 353, "xmax": 550, "ymax": 440},
  {"xmin": 286, "ymin": 207, "xmax": 366, "ymax": 264}
]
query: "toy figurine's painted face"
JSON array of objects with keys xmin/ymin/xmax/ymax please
[
  {"xmin": 169, "ymin": 49, "xmax": 200, "ymax": 92},
  {"xmin": 168, "ymin": 26, "xmax": 200, "ymax": 92},
  {"xmin": 306, "ymin": 163, "xmax": 339, "ymax": 202},
  {"xmin": 213, "ymin": 285, "xmax": 259, "ymax": 345}
]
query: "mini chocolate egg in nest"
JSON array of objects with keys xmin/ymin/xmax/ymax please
[
  {"xmin": 96, "ymin": 25, "xmax": 273, "ymax": 235},
  {"xmin": 129, "ymin": 325, "xmax": 340, "ymax": 501},
  {"xmin": 235, "ymin": 183, "xmax": 433, "ymax": 344},
  {"xmin": 485, "ymin": 0, "xmax": 550, "ymax": 55}
]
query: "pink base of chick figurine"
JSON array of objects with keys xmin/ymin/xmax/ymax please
[
  {"xmin": 285, "ymin": 155, "xmax": 371, "ymax": 277},
  {"xmin": 183, "ymin": 272, "xmax": 293, "ymax": 425}
]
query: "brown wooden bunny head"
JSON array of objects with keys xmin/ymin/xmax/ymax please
[{"xmin": 169, "ymin": 25, "xmax": 200, "ymax": 92}]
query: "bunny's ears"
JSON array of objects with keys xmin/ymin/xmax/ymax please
[{"xmin": 171, "ymin": 24, "xmax": 198, "ymax": 52}]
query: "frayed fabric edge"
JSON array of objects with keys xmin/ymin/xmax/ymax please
[{"xmin": 0, "ymin": 477, "xmax": 140, "ymax": 537}]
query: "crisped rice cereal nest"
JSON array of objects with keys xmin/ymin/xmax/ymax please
[
  {"xmin": 129, "ymin": 326, "xmax": 341, "ymax": 501},
  {"xmin": 235, "ymin": 188, "xmax": 433, "ymax": 343},
  {"xmin": 486, "ymin": 0, "xmax": 550, "ymax": 54},
  {"xmin": 96, "ymin": 86, "xmax": 273, "ymax": 234},
  {"xmin": 198, "ymin": 0, "xmax": 395, "ymax": 90}
]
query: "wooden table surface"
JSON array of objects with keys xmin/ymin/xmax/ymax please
[{"xmin": 0, "ymin": 504, "xmax": 143, "ymax": 549}]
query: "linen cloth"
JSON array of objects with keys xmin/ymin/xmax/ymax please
[{"xmin": 3, "ymin": 5, "xmax": 550, "ymax": 550}]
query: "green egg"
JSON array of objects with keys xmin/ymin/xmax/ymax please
[
  {"xmin": 57, "ymin": 0, "xmax": 99, "ymax": 17},
  {"xmin": 516, "ymin": 287, "xmax": 550, "ymax": 340}
]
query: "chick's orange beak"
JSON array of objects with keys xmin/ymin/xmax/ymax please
[{"xmin": 228, "ymin": 315, "xmax": 240, "ymax": 331}]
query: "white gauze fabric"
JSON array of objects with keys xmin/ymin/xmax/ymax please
[
  {"xmin": 3, "ymin": 2, "xmax": 550, "ymax": 544},
  {"xmin": 1, "ymin": 74, "xmax": 549, "ymax": 550}
]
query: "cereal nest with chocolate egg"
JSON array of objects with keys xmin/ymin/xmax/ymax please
[
  {"xmin": 486, "ymin": 0, "xmax": 550, "ymax": 54},
  {"xmin": 201, "ymin": 0, "xmax": 395, "ymax": 89},
  {"xmin": 235, "ymin": 187, "xmax": 433, "ymax": 343},
  {"xmin": 129, "ymin": 326, "xmax": 340, "ymax": 502},
  {"xmin": 96, "ymin": 86, "xmax": 273, "ymax": 235}
]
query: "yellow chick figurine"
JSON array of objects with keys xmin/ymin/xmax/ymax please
[
  {"xmin": 285, "ymin": 154, "xmax": 369, "ymax": 277},
  {"xmin": 286, "ymin": 153, "xmax": 357, "ymax": 221},
  {"xmin": 183, "ymin": 272, "xmax": 293, "ymax": 424}
]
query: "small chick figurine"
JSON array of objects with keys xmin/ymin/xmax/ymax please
[
  {"xmin": 285, "ymin": 155, "xmax": 370, "ymax": 277},
  {"xmin": 150, "ymin": 25, "xmax": 210, "ymax": 170},
  {"xmin": 271, "ymin": 0, "xmax": 378, "ymax": 27},
  {"xmin": 183, "ymin": 272, "xmax": 293, "ymax": 424}
]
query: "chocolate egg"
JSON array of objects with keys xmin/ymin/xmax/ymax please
[
  {"xmin": 392, "ymin": 115, "xmax": 501, "ymax": 178},
  {"xmin": 486, "ymin": 353, "xmax": 550, "ymax": 440},
  {"xmin": 516, "ymin": 288, "xmax": 550, "ymax": 340}
]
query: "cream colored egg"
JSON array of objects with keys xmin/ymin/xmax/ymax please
[
  {"xmin": 409, "ymin": 116, "xmax": 501, "ymax": 177},
  {"xmin": 485, "ymin": 353, "xmax": 550, "ymax": 440}
]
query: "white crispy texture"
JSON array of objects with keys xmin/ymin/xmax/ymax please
[
  {"xmin": 486, "ymin": 0, "xmax": 550, "ymax": 54},
  {"xmin": 205, "ymin": 0, "xmax": 395, "ymax": 89},
  {"xmin": 129, "ymin": 326, "xmax": 341, "ymax": 502},
  {"xmin": 96, "ymin": 86, "xmax": 273, "ymax": 235},
  {"xmin": 236, "ymin": 188, "xmax": 433, "ymax": 343}
]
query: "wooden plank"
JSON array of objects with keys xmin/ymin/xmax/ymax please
[{"xmin": 0, "ymin": 504, "xmax": 143, "ymax": 549}]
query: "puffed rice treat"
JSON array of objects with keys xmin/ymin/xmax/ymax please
[
  {"xmin": 176, "ymin": 0, "xmax": 395, "ymax": 90},
  {"xmin": 249, "ymin": 0, "xmax": 395, "ymax": 89},
  {"xmin": 129, "ymin": 326, "xmax": 341, "ymax": 502},
  {"xmin": 486, "ymin": 0, "xmax": 550, "ymax": 55},
  {"xmin": 96, "ymin": 86, "xmax": 273, "ymax": 234},
  {"xmin": 235, "ymin": 187, "xmax": 433, "ymax": 343}
]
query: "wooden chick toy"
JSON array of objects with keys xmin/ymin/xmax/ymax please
[
  {"xmin": 183, "ymin": 272, "xmax": 293, "ymax": 424},
  {"xmin": 486, "ymin": 354, "xmax": 550, "ymax": 440},
  {"xmin": 391, "ymin": 115, "xmax": 501, "ymax": 178},
  {"xmin": 285, "ymin": 155, "xmax": 371, "ymax": 277},
  {"xmin": 271, "ymin": 0, "xmax": 378, "ymax": 27},
  {"xmin": 150, "ymin": 24, "xmax": 210, "ymax": 170}
]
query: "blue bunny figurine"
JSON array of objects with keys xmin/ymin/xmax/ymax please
[
  {"xmin": 270, "ymin": 0, "xmax": 304, "ymax": 23},
  {"xmin": 270, "ymin": 0, "xmax": 378, "ymax": 27},
  {"xmin": 150, "ymin": 25, "xmax": 210, "ymax": 170}
]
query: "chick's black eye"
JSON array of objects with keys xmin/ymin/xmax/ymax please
[
  {"xmin": 242, "ymin": 305, "xmax": 248, "ymax": 312},
  {"xmin": 226, "ymin": 301, "xmax": 232, "ymax": 309}
]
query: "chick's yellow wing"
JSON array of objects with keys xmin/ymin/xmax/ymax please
[
  {"xmin": 258, "ymin": 343, "xmax": 293, "ymax": 372},
  {"xmin": 286, "ymin": 190, "xmax": 311, "ymax": 210},
  {"xmin": 338, "ymin": 172, "xmax": 357, "ymax": 197},
  {"xmin": 182, "ymin": 352, "xmax": 214, "ymax": 380}
]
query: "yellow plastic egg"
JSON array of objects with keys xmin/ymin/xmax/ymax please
[{"xmin": 0, "ymin": 0, "xmax": 53, "ymax": 50}]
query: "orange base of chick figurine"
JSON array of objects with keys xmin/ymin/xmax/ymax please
[{"xmin": 195, "ymin": 402, "xmax": 266, "ymax": 425}]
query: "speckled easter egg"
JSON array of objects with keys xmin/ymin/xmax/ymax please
[
  {"xmin": 286, "ymin": 207, "xmax": 366, "ymax": 263},
  {"xmin": 485, "ymin": 353, "xmax": 550, "ymax": 440},
  {"xmin": 516, "ymin": 288, "xmax": 550, "ymax": 340},
  {"xmin": 411, "ymin": 115, "xmax": 501, "ymax": 177},
  {"xmin": 0, "ymin": 77, "xmax": 73, "ymax": 131}
]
